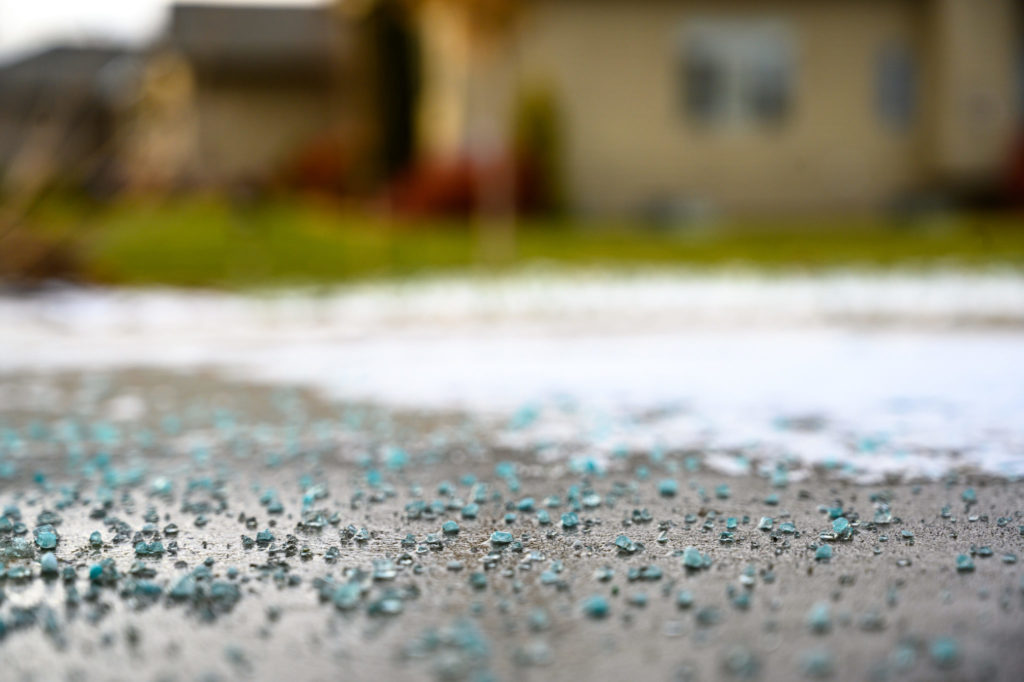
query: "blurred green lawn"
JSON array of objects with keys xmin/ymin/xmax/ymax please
[{"xmin": 22, "ymin": 196, "xmax": 1024, "ymax": 288}]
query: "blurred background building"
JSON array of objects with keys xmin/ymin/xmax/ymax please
[
  {"xmin": 1, "ymin": 0, "xmax": 1023, "ymax": 217},
  {"xmin": 0, "ymin": 45, "xmax": 141, "ymax": 199}
]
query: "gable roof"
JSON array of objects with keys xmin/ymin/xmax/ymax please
[
  {"xmin": 0, "ymin": 46, "xmax": 138, "ymax": 111},
  {"xmin": 0, "ymin": 46, "xmax": 131, "ymax": 90}
]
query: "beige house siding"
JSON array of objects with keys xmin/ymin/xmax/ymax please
[
  {"xmin": 928, "ymin": 0, "xmax": 1020, "ymax": 182},
  {"xmin": 190, "ymin": 83, "xmax": 338, "ymax": 183}
]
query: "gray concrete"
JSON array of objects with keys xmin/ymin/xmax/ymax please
[{"xmin": 0, "ymin": 370, "xmax": 1021, "ymax": 681}]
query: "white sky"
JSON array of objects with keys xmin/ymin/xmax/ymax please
[{"xmin": 0, "ymin": 0, "xmax": 324, "ymax": 64}]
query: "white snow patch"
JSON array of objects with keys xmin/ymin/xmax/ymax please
[{"xmin": 2, "ymin": 269, "xmax": 1023, "ymax": 481}]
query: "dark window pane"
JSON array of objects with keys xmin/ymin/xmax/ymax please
[
  {"xmin": 877, "ymin": 43, "xmax": 916, "ymax": 131},
  {"xmin": 745, "ymin": 55, "xmax": 791, "ymax": 123},
  {"xmin": 684, "ymin": 41, "xmax": 725, "ymax": 124}
]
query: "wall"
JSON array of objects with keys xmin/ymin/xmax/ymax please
[
  {"xmin": 927, "ymin": 0, "xmax": 1020, "ymax": 185},
  {"xmin": 191, "ymin": 79, "xmax": 338, "ymax": 184},
  {"xmin": 509, "ymin": 0, "xmax": 947, "ymax": 215}
]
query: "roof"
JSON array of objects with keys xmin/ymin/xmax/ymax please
[
  {"xmin": 169, "ymin": 3, "xmax": 341, "ymax": 78},
  {"xmin": 0, "ymin": 46, "xmax": 132, "ymax": 90},
  {"xmin": 0, "ymin": 46, "xmax": 139, "ymax": 110}
]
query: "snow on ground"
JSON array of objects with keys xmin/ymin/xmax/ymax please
[{"xmin": 2, "ymin": 268, "xmax": 1023, "ymax": 480}]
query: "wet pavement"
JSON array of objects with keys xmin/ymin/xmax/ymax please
[{"xmin": 0, "ymin": 369, "xmax": 1021, "ymax": 681}]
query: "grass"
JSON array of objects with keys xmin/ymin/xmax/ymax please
[{"xmin": 16, "ymin": 195, "xmax": 1024, "ymax": 289}]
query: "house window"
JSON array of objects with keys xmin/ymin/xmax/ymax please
[
  {"xmin": 876, "ymin": 42, "xmax": 916, "ymax": 131},
  {"xmin": 680, "ymin": 20, "xmax": 795, "ymax": 129}
]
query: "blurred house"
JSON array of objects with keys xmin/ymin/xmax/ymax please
[
  {"xmin": 0, "ymin": 2, "xmax": 419, "ymax": 199},
  {"xmin": 414, "ymin": 0, "xmax": 1024, "ymax": 215},
  {"xmin": 0, "ymin": 46, "xmax": 141, "ymax": 198},
  {"xmin": 154, "ymin": 3, "xmax": 350, "ymax": 189},
  {"xmin": 143, "ymin": 1, "xmax": 419, "ymax": 194}
]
